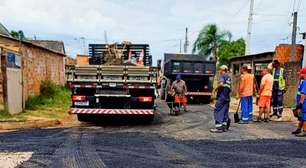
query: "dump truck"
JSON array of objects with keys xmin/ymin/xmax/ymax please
[
  {"xmin": 160, "ymin": 53, "xmax": 216, "ymax": 104},
  {"xmin": 66, "ymin": 43, "xmax": 157, "ymax": 122}
]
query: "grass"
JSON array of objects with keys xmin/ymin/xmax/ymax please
[{"xmin": 0, "ymin": 81, "xmax": 71, "ymax": 122}]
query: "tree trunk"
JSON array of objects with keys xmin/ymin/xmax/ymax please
[{"xmin": 212, "ymin": 47, "xmax": 217, "ymax": 62}]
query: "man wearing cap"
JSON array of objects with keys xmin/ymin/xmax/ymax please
[
  {"xmin": 210, "ymin": 65, "xmax": 231, "ymax": 133},
  {"xmin": 271, "ymin": 60, "xmax": 286, "ymax": 120},
  {"xmin": 171, "ymin": 73, "xmax": 188, "ymax": 112},
  {"xmin": 292, "ymin": 67, "xmax": 306, "ymax": 137},
  {"xmin": 238, "ymin": 65, "xmax": 256, "ymax": 124}
]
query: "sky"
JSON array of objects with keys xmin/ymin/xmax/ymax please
[{"xmin": 0, "ymin": 0, "xmax": 305, "ymax": 64}]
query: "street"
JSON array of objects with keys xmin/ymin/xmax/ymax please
[{"xmin": 0, "ymin": 101, "xmax": 305, "ymax": 168}]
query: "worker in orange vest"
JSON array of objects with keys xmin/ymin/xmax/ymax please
[{"xmin": 238, "ymin": 65, "xmax": 256, "ymax": 124}]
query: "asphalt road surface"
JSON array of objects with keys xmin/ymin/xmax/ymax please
[{"xmin": 0, "ymin": 101, "xmax": 306, "ymax": 168}]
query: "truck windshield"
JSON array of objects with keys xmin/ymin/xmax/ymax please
[
  {"xmin": 194, "ymin": 63, "xmax": 203, "ymax": 74},
  {"xmin": 172, "ymin": 62, "xmax": 181, "ymax": 73},
  {"xmin": 183, "ymin": 62, "xmax": 193, "ymax": 73}
]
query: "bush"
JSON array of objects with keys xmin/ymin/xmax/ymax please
[
  {"xmin": 25, "ymin": 81, "xmax": 71, "ymax": 110},
  {"xmin": 40, "ymin": 80, "xmax": 58, "ymax": 98}
]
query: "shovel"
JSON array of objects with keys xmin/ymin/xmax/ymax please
[{"xmin": 234, "ymin": 99, "xmax": 241, "ymax": 123}]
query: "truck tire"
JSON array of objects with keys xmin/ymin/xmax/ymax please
[
  {"xmin": 201, "ymin": 96, "xmax": 211, "ymax": 104},
  {"xmin": 144, "ymin": 115, "xmax": 155, "ymax": 123},
  {"xmin": 77, "ymin": 114, "xmax": 91, "ymax": 122}
]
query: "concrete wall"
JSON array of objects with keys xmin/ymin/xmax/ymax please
[
  {"xmin": 283, "ymin": 62, "xmax": 301, "ymax": 107},
  {"xmin": 76, "ymin": 54, "xmax": 89, "ymax": 65}
]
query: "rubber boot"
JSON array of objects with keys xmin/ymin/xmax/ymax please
[
  {"xmin": 296, "ymin": 131, "xmax": 306, "ymax": 137},
  {"xmin": 292, "ymin": 128, "xmax": 302, "ymax": 135},
  {"xmin": 210, "ymin": 126, "xmax": 224, "ymax": 133}
]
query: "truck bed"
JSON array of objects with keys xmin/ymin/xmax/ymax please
[{"xmin": 66, "ymin": 65, "xmax": 157, "ymax": 119}]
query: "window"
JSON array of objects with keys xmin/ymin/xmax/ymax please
[
  {"xmin": 172, "ymin": 62, "xmax": 181, "ymax": 73},
  {"xmin": 7, "ymin": 52, "xmax": 21, "ymax": 69},
  {"xmin": 194, "ymin": 63, "xmax": 203, "ymax": 73},
  {"xmin": 183, "ymin": 62, "xmax": 193, "ymax": 73}
]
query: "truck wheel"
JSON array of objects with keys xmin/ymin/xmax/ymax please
[
  {"xmin": 77, "ymin": 114, "xmax": 90, "ymax": 122},
  {"xmin": 201, "ymin": 96, "xmax": 211, "ymax": 104},
  {"xmin": 144, "ymin": 115, "xmax": 155, "ymax": 123}
]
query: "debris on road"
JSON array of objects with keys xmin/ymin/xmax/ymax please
[{"xmin": 0, "ymin": 152, "xmax": 33, "ymax": 168}]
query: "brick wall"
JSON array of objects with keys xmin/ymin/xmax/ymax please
[
  {"xmin": 21, "ymin": 45, "xmax": 65, "ymax": 99},
  {"xmin": 76, "ymin": 54, "xmax": 89, "ymax": 65},
  {"xmin": 0, "ymin": 36, "xmax": 65, "ymax": 103},
  {"xmin": 275, "ymin": 44, "xmax": 304, "ymax": 64}
]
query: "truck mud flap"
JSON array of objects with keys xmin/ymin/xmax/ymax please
[{"xmin": 71, "ymin": 108, "xmax": 154, "ymax": 115}]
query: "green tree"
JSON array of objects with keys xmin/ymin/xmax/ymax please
[
  {"xmin": 10, "ymin": 30, "xmax": 20, "ymax": 39},
  {"xmin": 10, "ymin": 30, "xmax": 26, "ymax": 40},
  {"xmin": 192, "ymin": 24, "xmax": 231, "ymax": 61},
  {"xmin": 217, "ymin": 38, "xmax": 245, "ymax": 65}
]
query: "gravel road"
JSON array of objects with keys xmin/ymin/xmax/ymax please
[{"xmin": 0, "ymin": 100, "xmax": 305, "ymax": 168}]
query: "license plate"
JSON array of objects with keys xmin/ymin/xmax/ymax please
[
  {"xmin": 74, "ymin": 101, "xmax": 89, "ymax": 106},
  {"xmin": 109, "ymin": 83, "xmax": 116, "ymax": 87}
]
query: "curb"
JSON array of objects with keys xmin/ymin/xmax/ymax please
[{"xmin": 0, "ymin": 120, "xmax": 61, "ymax": 130}]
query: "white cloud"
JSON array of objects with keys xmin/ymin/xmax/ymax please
[{"xmin": 0, "ymin": 0, "xmax": 305, "ymax": 62}]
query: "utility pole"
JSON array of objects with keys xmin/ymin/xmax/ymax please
[
  {"xmin": 80, "ymin": 37, "xmax": 86, "ymax": 54},
  {"xmin": 104, "ymin": 31, "xmax": 108, "ymax": 44},
  {"xmin": 290, "ymin": 12, "xmax": 298, "ymax": 62},
  {"xmin": 301, "ymin": 32, "xmax": 306, "ymax": 67},
  {"xmin": 179, "ymin": 39, "xmax": 182, "ymax": 53},
  {"xmin": 184, "ymin": 27, "xmax": 189, "ymax": 53},
  {"xmin": 246, "ymin": 0, "xmax": 255, "ymax": 55}
]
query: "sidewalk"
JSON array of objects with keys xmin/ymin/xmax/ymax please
[{"xmin": 229, "ymin": 97, "xmax": 297, "ymax": 122}]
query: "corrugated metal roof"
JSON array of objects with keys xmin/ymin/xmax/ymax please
[
  {"xmin": 0, "ymin": 22, "xmax": 11, "ymax": 37},
  {"xmin": 230, "ymin": 51, "xmax": 275, "ymax": 60},
  {"xmin": 29, "ymin": 40, "xmax": 65, "ymax": 54},
  {"xmin": 0, "ymin": 34, "xmax": 66, "ymax": 56}
]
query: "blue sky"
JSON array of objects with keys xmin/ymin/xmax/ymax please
[{"xmin": 0, "ymin": 0, "xmax": 305, "ymax": 64}]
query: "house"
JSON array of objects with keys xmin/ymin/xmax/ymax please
[
  {"xmin": 229, "ymin": 45, "xmax": 304, "ymax": 107},
  {"xmin": 0, "ymin": 23, "xmax": 10, "ymax": 37},
  {"xmin": 229, "ymin": 52, "xmax": 274, "ymax": 97},
  {"xmin": 29, "ymin": 40, "xmax": 66, "ymax": 54},
  {"xmin": 0, "ymin": 24, "xmax": 66, "ymax": 114}
]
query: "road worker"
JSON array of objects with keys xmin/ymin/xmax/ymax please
[
  {"xmin": 210, "ymin": 65, "xmax": 231, "ymax": 133},
  {"xmin": 292, "ymin": 67, "xmax": 306, "ymax": 137},
  {"xmin": 271, "ymin": 60, "xmax": 286, "ymax": 121},
  {"xmin": 246, "ymin": 65, "xmax": 258, "ymax": 120},
  {"xmin": 171, "ymin": 73, "xmax": 188, "ymax": 112},
  {"xmin": 255, "ymin": 67, "xmax": 273, "ymax": 122},
  {"xmin": 238, "ymin": 65, "xmax": 256, "ymax": 124}
]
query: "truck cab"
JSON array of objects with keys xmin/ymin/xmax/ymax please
[{"xmin": 160, "ymin": 53, "xmax": 216, "ymax": 104}]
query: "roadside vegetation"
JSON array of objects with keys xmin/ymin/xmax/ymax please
[
  {"xmin": 0, "ymin": 81, "xmax": 71, "ymax": 122},
  {"xmin": 193, "ymin": 24, "xmax": 245, "ymax": 65}
]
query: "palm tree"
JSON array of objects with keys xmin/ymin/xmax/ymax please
[{"xmin": 192, "ymin": 24, "xmax": 231, "ymax": 61}]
